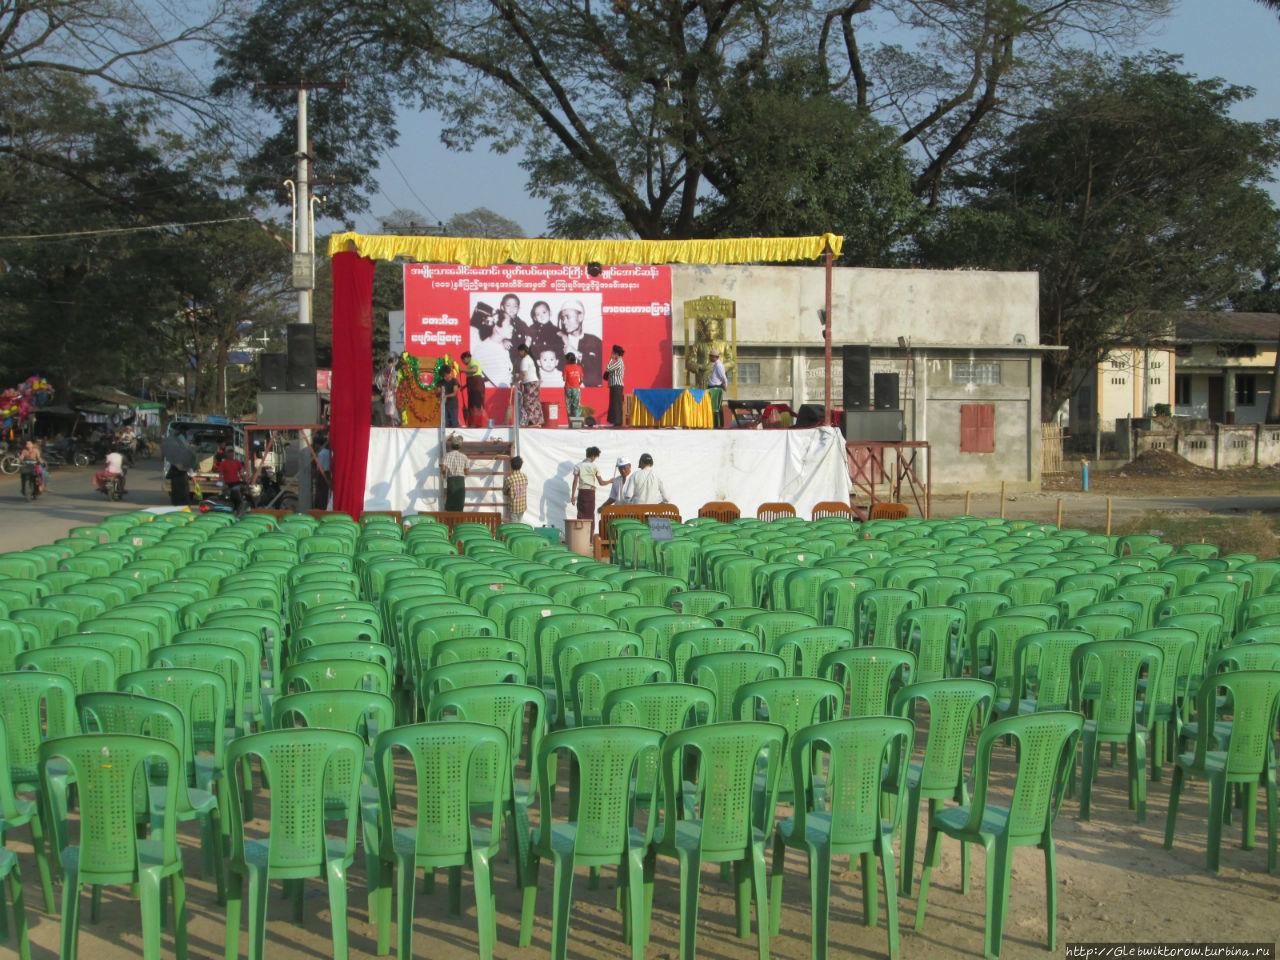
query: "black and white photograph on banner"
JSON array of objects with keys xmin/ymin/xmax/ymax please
[{"xmin": 468, "ymin": 291, "xmax": 604, "ymax": 387}]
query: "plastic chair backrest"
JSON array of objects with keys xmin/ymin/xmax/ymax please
[
  {"xmin": 0, "ymin": 670, "xmax": 78, "ymax": 781},
  {"xmin": 960, "ymin": 712, "xmax": 1083, "ymax": 842},
  {"xmin": 893, "ymin": 679, "xmax": 994, "ymax": 794},
  {"xmin": 428, "ymin": 683, "xmax": 547, "ymax": 803},
  {"xmin": 271, "ymin": 689, "xmax": 395, "ymax": 741},
  {"xmin": 659, "ymin": 721, "xmax": 785, "ymax": 856},
  {"xmin": 538, "ymin": 726, "xmax": 663, "ymax": 857},
  {"xmin": 1011, "ymin": 631, "xmax": 1089, "ymax": 712},
  {"xmin": 41, "ymin": 733, "xmax": 181, "ymax": 880},
  {"xmin": 572, "ymin": 657, "xmax": 672, "ymax": 726},
  {"xmin": 771, "ymin": 625, "xmax": 855, "ymax": 678},
  {"xmin": 56, "ymin": 632, "xmax": 143, "ymax": 677},
  {"xmin": 896, "ymin": 607, "xmax": 965, "ymax": 681},
  {"xmin": 792, "ymin": 716, "xmax": 914, "ymax": 845},
  {"xmin": 1186, "ymin": 670, "xmax": 1280, "ymax": 778},
  {"xmin": 668, "ymin": 626, "xmax": 761, "ymax": 681},
  {"xmin": 821, "ymin": 646, "xmax": 915, "ymax": 717},
  {"xmin": 225, "ymin": 728, "xmax": 364, "ymax": 870},
  {"xmin": 18, "ymin": 645, "xmax": 117, "ymax": 695},
  {"xmin": 1070, "ymin": 639, "xmax": 1163, "ymax": 738},
  {"xmin": 118, "ymin": 666, "xmax": 228, "ymax": 764},
  {"xmin": 686, "ymin": 651, "xmax": 786, "ymax": 722}
]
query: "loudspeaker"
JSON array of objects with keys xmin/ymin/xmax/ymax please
[
  {"xmin": 286, "ymin": 323, "xmax": 317, "ymax": 391},
  {"xmin": 260, "ymin": 353, "xmax": 288, "ymax": 392},
  {"xmin": 874, "ymin": 372, "xmax": 900, "ymax": 410},
  {"xmin": 844, "ymin": 410, "xmax": 905, "ymax": 441},
  {"xmin": 256, "ymin": 392, "xmax": 320, "ymax": 426},
  {"xmin": 842, "ymin": 345, "xmax": 871, "ymax": 411}
]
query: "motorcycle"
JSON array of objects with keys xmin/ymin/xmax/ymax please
[
  {"xmin": 18, "ymin": 458, "xmax": 41, "ymax": 501},
  {"xmin": 247, "ymin": 466, "xmax": 298, "ymax": 512},
  {"xmin": 98, "ymin": 467, "xmax": 126, "ymax": 502},
  {"xmin": 44, "ymin": 438, "xmax": 92, "ymax": 468}
]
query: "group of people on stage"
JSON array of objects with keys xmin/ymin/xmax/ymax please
[{"xmin": 439, "ymin": 340, "xmax": 627, "ymax": 430}]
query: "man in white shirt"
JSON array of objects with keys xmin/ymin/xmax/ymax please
[
  {"xmin": 600, "ymin": 456, "xmax": 631, "ymax": 509},
  {"xmin": 94, "ymin": 449, "xmax": 126, "ymax": 493},
  {"xmin": 621, "ymin": 452, "xmax": 669, "ymax": 504}
]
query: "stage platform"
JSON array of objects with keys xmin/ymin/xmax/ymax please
[{"xmin": 362, "ymin": 426, "xmax": 850, "ymax": 529}]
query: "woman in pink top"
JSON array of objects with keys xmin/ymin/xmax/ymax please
[{"xmin": 563, "ymin": 351, "xmax": 584, "ymax": 419}]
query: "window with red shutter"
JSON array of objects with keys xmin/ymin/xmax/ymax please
[{"xmin": 960, "ymin": 403, "xmax": 996, "ymax": 454}]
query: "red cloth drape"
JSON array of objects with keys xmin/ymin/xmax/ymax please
[{"xmin": 330, "ymin": 250, "xmax": 375, "ymax": 517}]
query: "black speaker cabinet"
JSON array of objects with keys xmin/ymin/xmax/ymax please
[
  {"xmin": 842, "ymin": 345, "xmax": 871, "ymax": 411},
  {"xmin": 286, "ymin": 323, "xmax": 317, "ymax": 391},
  {"xmin": 874, "ymin": 372, "xmax": 900, "ymax": 410},
  {"xmin": 259, "ymin": 353, "xmax": 288, "ymax": 392}
]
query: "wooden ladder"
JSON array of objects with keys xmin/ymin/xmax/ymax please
[{"xmin": 459, "ymin": 438, "xmax": 512, "ymax": 510}]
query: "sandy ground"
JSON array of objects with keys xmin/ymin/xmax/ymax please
[{"xmin": 3, "ymin": 457, "xmax": 1279, "ymax": 959}]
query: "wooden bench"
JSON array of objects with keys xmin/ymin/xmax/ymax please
[
  {"xmin": 409, "ymin": 511, "xmax": 504, "ymax": 535},
  {"xmin": 595, "ymin": 503, "xmax": 682, "ymax": 560}
]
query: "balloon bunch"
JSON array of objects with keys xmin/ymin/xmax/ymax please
[{"xmin": 0, "ymin": 375, "xmax": 53, "ymax": 429}]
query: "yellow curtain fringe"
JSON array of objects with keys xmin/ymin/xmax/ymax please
[{"xmin": 327, "ymin": 233, "xmax": 842, "ymax": 265}]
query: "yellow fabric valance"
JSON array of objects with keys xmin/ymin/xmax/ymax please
[{"xmin": 326, "ymin": 233, "xmax": 842, "ymax": 265}]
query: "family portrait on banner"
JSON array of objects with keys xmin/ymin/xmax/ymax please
[{"xmin": 468, "ymin": 291, "xmax": 605, "ymax": 388}]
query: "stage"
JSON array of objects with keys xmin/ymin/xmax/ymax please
[{"xmin": 361, "ymin": 425, "xmax": 850, "ymax": 529}]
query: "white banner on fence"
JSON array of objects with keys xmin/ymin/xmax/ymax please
[{"xmin": 362, "ymin": 426, "xmax": 851, "ymax": 529}]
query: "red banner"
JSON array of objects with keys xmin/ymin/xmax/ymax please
[{"xmin": 403, "ymin": 264, "xmax": 673, "ymax": 423}]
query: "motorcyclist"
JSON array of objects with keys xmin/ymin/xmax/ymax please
[
  {"xmin": 214, "ymin": 448, "xmax": 248, "ymax": 513},
  {"xmin": 94, "ymin": 449, "xmax": 126, "ymax": 494},
  {"xmin": 20, "ymin": 440, "xmax": 46, "ymax": 493}
]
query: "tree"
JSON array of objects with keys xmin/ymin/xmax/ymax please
[
  {"xmin": 215, "ymin": 0, "xmax": 1169, "ymax": 237},
  {"xmin": 917, "ymin": 54, "xmax": 1280, "ymax": 420},
  {"xmin": 446, "ymin": 208, "xmax": 525, "ymax": 239}
]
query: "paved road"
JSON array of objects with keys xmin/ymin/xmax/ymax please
[{"xmin": 0, "ymin": 458, "xmax": 171, "ymax": 551}]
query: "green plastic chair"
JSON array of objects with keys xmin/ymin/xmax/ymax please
[
  {"xmin": 971, "ymin": 614, "xmax": 1048, "ymax": 715},
  {"xmin": 0, "ymin": 737, "xmax": 32, "ymax": 957},
  {"xmin": 742, "ymin": 611, "xmax": 819, "ymax": 653},
  {"xmin": 55, "ymin": 632, "xmax": 144, "ymax": 678},
  {"xmin": 892, "ymin": 679, "xmax": 995, "ymax": 897},
  {"xmin": 1068, "ymin": 612, "xmax": 1134, "ymax": 642},
  {"xmin": 669, "ymin": 627, "xmax": 761, "ymax": 682},
  {"xmin": 418, "ymin": 659, "xmax": 525, "ymax": 710},
  {"xmin": 896, "ymin": 607, "xmax": 964, "ymax": 682},
  {"xmin": 18, "ymin": 645, "xmax": 117, "ymax": 696},
  {"xmin": 42, "ymin": 733, "xmax": 188, "ymax": 960},
  {"xmin": 821, "ymin": 647, "xmax": 915, "ymax": 718},
  {"xmin": 223, "ymin": 728, "xmax": 364, "ymax": 960},
  {"xmin": 771, "ymin": 716, "xmax": 914, "ymax": 960},
  {"xmin": 152, "ymin": 641, "xmax": 251, "ymax": 739},
  {"xmin": 522, "ymin": 725, "xmax": 663, "ymax": 960},
  {"xmin": 10, "ymin": 607, "xmax": 80, "ymax": 646},
  {"xmin": 431, "ymin": 637, "xmax": 523, "ymax": 668},
  {"xmin": 647, "ymin": 721, "xmax": 785, "ymax": 960},
  {"xmin": 369, "ymin": 721, "xmax": 508, "ymax": 960},
  {"xmin": 770, "ymin": 625, "xmax": 855, "ymax": 679},
  {"xmin": 632, "ymin": 614, "xmax": 714, "ymax": 661},
  {"xmin": 1164, "ymin": 669, "xmax": 1280, "ymax": 873},
  {"xmin": 914, "ymin": 711, "xmax": 1083, "ymax": 960},
  {"xmin": 77, "ymin": 691, "xmax": 225, "ymax": 899},
  {"xmin": 1070, "ymin": 639, "xmax": 1163, "ymax": 822},
  {"xmin": 551, "ymin": 632, "xmax": 644, "ymax": 727},
  {"xmin": 282, "ymin": 657, "xmax": 392, "ymax": 696},
  {"xmin": 734, "ymin": 676, "xmax": 844, "ymax": 802}
]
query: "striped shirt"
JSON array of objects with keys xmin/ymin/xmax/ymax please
[{"xmin": 605, "ymin": 356, "xmax": 625, "ymax": 386}]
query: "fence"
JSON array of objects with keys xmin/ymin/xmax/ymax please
[{"xmin": 1041, "ymin": 423, "xmax": 1065, "ymax": 475}]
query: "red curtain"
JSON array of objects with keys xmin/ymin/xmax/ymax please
[{"xmin": 330, "ymin": 250, "xmax": 375, "ymax": 516}]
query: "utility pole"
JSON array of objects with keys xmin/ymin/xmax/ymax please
[
  {"xmin": 254, "ymin": 78, "xmax": 346, "ymax": 510},
  {"xmin": 254, "ymin": 78, "xmax": 347, "ymax": 326}
]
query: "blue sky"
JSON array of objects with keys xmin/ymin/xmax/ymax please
[{"xmin": 344, "ymin": 0, "xmax": 1280, "ymax": 237}]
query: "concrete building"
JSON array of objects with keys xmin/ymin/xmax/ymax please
[
  {"xmin": 668, "ymin": 265, "xmax": 1051, "ymax": 493},
  {"xmin": 1171, "ymin": 314, "xmax": 1276, "ymax": 424}
]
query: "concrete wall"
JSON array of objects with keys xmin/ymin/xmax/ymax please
[
  {"xmin": 1134, "ymin": 423, "xmax": 1280, "ymax": 469},
  {"xmin": 671, "ymin": 265, "xmax": 1040, "ymax": 347},
  {"xmin": 667, "ymin": 265, "xmax": 1045, "ymax": 494}
]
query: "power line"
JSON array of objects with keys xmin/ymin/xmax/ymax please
[
  {"xmin": 383, "ymin": 152, "xmax": 442, "ymax": 225},
  {"xmin": 0, "ymin": 216, "xmax": 257, "ymax": 242}
]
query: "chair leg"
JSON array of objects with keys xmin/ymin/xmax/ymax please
[
  {"xmin": 27, "ymin": 814, "xmax": 56, "ymax": 914},
  {"xmin": 1241, "ymin": 783, "xmax": 1258, "ymax": 851},
  {"xmin": 550, "ymin": 854, "xmax": 576, "ymax": 960},
  {"xmin": 985, "ymin": 839, "xmax": 1012, "ymax": 960},
  {"xmin": 518, "ymin": 848, "xmax": 540, "ymax": 948},
  {"xmin": 246, "ymin": 864, "xmax": 270, "ymax": 960},
  {"xmin": 326, "ymin": 858, "xmax": 349, "ymax": 960},
  {"xmin": 1079, "ymin": 731, "xmax": 1097, "ymax": 821},
  {"xmin": 768, "ymin": 835, "xmax": 785, "ymax": 937},
  {"xmin": 224, "ymin": 870, "xmax": 243, "ymax": 960},
  {"xmin": 1043, "ymin": 838, "xmax": 1058, "ymax": 952},
  {"xmin": 678, "ymin": 850, "xmax": 702, "ymax": 960},
  {"xmin": 1132, "ymin": 733, "xmax": 1148, "ymax": 823},
  {"xmin": 395, "ymin": 858, "xmax": 416, "ymax": 960},
  {"xmin": 1207, "ymin": 775, "xmax": 1226, "ymax": 873},
  {"xmin": 61, "ymin": 875, "xmax": 81, "ymax": 960},
  {"xmin": 623, "ymin": 849, "xmax": 647, "ymax": 960},
  {"xmin": 172, "ymin": 872, "xmax": 189, "ymax": 960},
  {"xmin": 733, "ymin": 858, "xmax": 751, "ymax": 938},
  {"xmin": 1265, "ymin": 767, "xmax": 1278, "ymax": 875},
  {"xmin": 881, "ymin": 843, "xmax": 901, "ymax": 960},
  {"xmin": 1164, "ymin": 766, "xmax": 1184, "ymax": 850},
  {"xmin": 861, "ymin": 851, "xmax": 876, "ymax": 926},
  {"xmin": 139, "ymin": 870, "xmax": 163, "ymax": 960},
  {"xmin": 914, "ymin": 829, "xmax": 939, "ymax": 932},
  {"xmin": 8, "ymin": 867, "xmax": 31, "ymax": 960},
  {"xmin": 750, "ymin": 842, "xmax": 770, "ymax": 960},
  {"xmin": 899, "ymin": 788, "xmax": 922, "ymax": 896}
]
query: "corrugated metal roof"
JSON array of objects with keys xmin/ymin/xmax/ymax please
[{"xmin": 1173, "ymin": 312, "xmax": 1279, "ymax": 342}]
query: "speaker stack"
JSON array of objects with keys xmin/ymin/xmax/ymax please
[
  {"xmin": 842, "ymin": 345, "xmax": 871, "ymax": 411},
  {"xmin": 257, "ymin": 327, "xmax": 320, "ymax": 425}
]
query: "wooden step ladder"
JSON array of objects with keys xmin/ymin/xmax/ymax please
[{"xmin": 459, "ymin": 438, "xmax": 512, "ymax": 510}]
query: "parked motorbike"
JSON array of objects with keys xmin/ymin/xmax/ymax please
[
  {"xmin": 44, "ymin": 438, "xmax": 92, "ymax": 468},
  {"xmin": 247, "ymin": 466, "xmax": 298, "ymax": 512}
]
